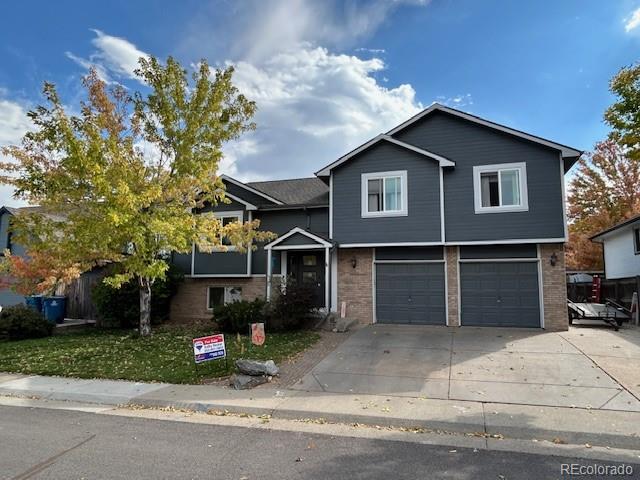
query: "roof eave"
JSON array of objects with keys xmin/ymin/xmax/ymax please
[
  {"xmin": 315, "ymin": 134, "xmax": 455, "ymax": 177},
  {"xmin": 387, "ymin": 103, "xmax": 583, "ymax": 159}
]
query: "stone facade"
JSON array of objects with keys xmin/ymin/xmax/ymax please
[
  {"xmin": 539, "ymin": 243, "xmax": 569, "ymax": 331},
  {"xmin": 169, "ymin": 276, "xmax": 268, "ymax": 324},
  {"xmin": 337, "ymin": 248, "xmax": 374, "ymax": 324},
  {"xmin": 445, "ymin": 246, "xmax": 460, "ymax": 327}
]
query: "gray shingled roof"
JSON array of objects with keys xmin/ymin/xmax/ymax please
[{"xmin": 247, "ymin": 178, "xmax": 328, "ymax": 206}]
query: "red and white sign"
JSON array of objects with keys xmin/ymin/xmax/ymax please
[
  {"xmin": 192, "ymin": 334, "xmax": 226, "ymax": 364},
  {"xmin": 251, "ymin": 323, "xmax": 265, "ymax": 346}
]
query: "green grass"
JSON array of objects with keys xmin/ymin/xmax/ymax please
[{"xmin": 0, "ymin": 327, "xmax": 320, "ymax": 384}]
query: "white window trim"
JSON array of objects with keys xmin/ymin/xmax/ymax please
[
  {"xmin": 633, "ymin": 228, "xmax": 640, "ymax": 255},
  {"xmin": 206, "ymin": 285, "xmax": 242, "ymax": 311},
  {"xmin": 212, "ymin": 210, "xmax": 243, "ymax": 252},
  {"xmin": 473, "ymin": 162, "xmax": 528, "ymax": 214},
  {"xmin": 361, "ymin": 170, "xmax": 408, "ymax": 218}
]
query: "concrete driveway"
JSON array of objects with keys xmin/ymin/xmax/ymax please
[{"xmin": 291, "ymin": 324, "xmax": 640, "ymax": 412}]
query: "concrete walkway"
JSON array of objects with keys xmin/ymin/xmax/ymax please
[
  {"xmin": 1, "ymin": 371, "xmax": 640, "ymax": 450},
  {"xmin": 1, "ymin": 325, "xmax": 639, "ymax": 450},
  {"xmin": 291, "ymin": 325, "xmax": 640, "ymax": 412}
]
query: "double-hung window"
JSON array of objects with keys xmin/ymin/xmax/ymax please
[
  {"xmin": 361, "ymin": 170, "xmax": 408, "ymax": 217},
  {"xmin": 207, "ymin": 286, "xmax": 242, "ymax": 310},
  {"xmin": 634, "ymin": 228, "xmax": 640, "ymax": 255},
  {"xmin": 473, "ymin": 162, "xmax": 528, "ymax": 214},
  {"xmin": 216, "ymin": 211, "xmax": 243, "ymax": 250}
]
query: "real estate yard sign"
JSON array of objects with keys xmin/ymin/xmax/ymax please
[{"xmin": 192, "ymin": 334, "xmax": 226, "ymax": 364}]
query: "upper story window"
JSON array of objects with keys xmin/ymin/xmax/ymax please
[
  {"xmin": 633, "ymin": 228, "xmax": 640, "ymax": 255},
  {"xmin": 473, "ymin": 162, "xmax": 528, "ymax": 214},
  {"xmin": 214, "ymin": 211, "xmax": 243, "ymax": 251},
  {"xmin": 361, "ymin": 170, "xmax": 408, "ymax": 218}
]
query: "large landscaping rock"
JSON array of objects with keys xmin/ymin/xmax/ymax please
[
  {"xmin": 229, "ymin": 373, "xmax": 270, "ymax": 390},
  {"xmin": 334, "ymin": 317, "xmax": 357, "ymax": 333},
  {"xmin": 236, "ymin": 359, "xmax": 279, "ymax": 376}
]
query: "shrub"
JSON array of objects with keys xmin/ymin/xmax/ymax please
[
  {"xmin": 92, "ymin": 264, "xmax": 184, "ymax": 329},
  {"xmin": 267, "ymin": 277, "xmax": 316, "ymax": 331},
  {"xmin": 213, "ymin": 298, "xmax": 267, "ymax": 334},
  {"xmin": 0, "ymin": 304, "xmax": 53, "ymax": 340}
]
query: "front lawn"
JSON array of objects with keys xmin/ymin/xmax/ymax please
[{"xmin": 0, "ymin": 326, "xmax": 319, "ymax": 384}]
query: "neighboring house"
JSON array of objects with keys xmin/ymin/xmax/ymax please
[
  {"xmin": 0, "ymin": 205, "xmax": 105, "ymax": 319},
  {"xmin": 591, "ymin": 215, "xmax": 640, "ymax": 281},
  {"xmin": 0, "ymin": 206, "xmax": 35, "ymax": 307},
  {"xmin": 171, "ymin": 103, "xmax": 581, "ymax": 331}
]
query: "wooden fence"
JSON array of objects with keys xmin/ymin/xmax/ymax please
[
  {"xmin": 567, "ymin": 276, "xmax": 639, "ymax": 309},
  {"xmin": 65, "ymin": 266, "xmax": 109, "ymax": 320}
]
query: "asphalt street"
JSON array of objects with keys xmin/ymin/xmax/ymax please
[{"xmin": 0, "ymin": 405, "xmax": 638, "ymax": 480}]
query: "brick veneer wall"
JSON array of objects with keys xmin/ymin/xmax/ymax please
[
  {"xmin": 337, "ymin": 248, "xmax": 373, "ymax": 324},
  {"xmin": 169, "ymin": 276, "xmax": 267, "ymax": 324},
  {"xmin": 540, "ymin": 243, "xmax": 569, "ymax": 331},
  {"xmin": 445, "ymin": 246, "xmax": 460, "ymax": 327}
]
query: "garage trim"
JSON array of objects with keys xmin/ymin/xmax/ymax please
[
  {"xmin": 373, "ymin": 248, "xmax": 447, "ymax": 325},
  {"xmin": 537, "ymin": 244, "xmax": 545, "ymax": 329},
  {"xmin": 457, "ymin": 250, "xmax": 544, "ymax": 328}
]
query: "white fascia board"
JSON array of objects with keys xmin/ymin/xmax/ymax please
[
  {"xmin": 271, "ymin": 244, "xmax": 327, "ymax": 250},
  {"xmin": 382, "ymin": 136, "xmax": 455, "ymax": 166},
  {"xmin": 386, "ymin": 103, "xmax": 582, "ymax": 158},
  {"xmin": 337, "ymin": 238, "xmax": 567, "ymax": 248},
  {"xmin": 220, "ymin": 174, "xmax": 284, "ymax": 205},
  {"xmin": 264, "ymin": 226, "xmax": 332, "ymax": 250},
  {"xmin": 446, "ymin": 238, "xmax": 567, "ymax": 245},
  {"xmin": 315, "ymin": 134, "xmax": 454, "ymax": 176},
  {"xmin": 222, "ymin": 192, "xmax": 257, "ymax": 210}
]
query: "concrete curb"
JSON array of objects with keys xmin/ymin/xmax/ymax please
[{"xmin": 1, "ymin": 373, "xmax": 639, "ymax": 451}]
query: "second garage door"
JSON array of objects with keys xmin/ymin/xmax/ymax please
[
  {"xmin": 460, "ymin": 261, "xmax": 541, "ymax": 327},
  {"xmin": 376, "ymin": 263, "xmax": 446, "ymax": 325}
]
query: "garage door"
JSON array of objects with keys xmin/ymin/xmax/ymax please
[
  {"xmin": 460, "ymin": 261, "xmax": 540, "ymax": 327},
  {"xmin": 376, "ymin": 263, "xmax": 446, "ymax": 325}
]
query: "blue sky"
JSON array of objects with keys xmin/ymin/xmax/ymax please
[{"xmin": 0, "ymin": 0, "xmax": 638, "ymax": 205}]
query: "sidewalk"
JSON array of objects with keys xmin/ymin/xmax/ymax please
[{"xmin": 1, "ymin": 372, "xmax": 639, "ymax": 451}]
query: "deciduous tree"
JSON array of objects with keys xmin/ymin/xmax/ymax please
[
  {"xmin": 567, "ymin": 63, "xmax": 640, "ymax": 270},
  {"xmin": 0, "ymin": 57, "xmax": 275, "ymax": 335}
]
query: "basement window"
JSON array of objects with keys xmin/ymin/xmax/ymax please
[{"xmin": 207, "ymin": 286, "xmax": 242, "ymax": 310}]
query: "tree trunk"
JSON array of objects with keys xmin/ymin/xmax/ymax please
[{"xmin": 139, "ymin": 276, "xmax": 152, "ymax": 336}]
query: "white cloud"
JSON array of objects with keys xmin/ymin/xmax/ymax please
[
  {"xmin": 66, "ymin": 29, "xmax": 149, "ymax": 82},
  {"xmin": 0, "ymin": 95, "xmax": 32, "ymax": 207},
  {"xmin": 436, "ymin": 93, "xmax": 474, "ymax": 109},
  {"xmin": 625, "ymin": 7, "xmax": 640, "ymax": 32},
  {"xmin": 355, "ymin": 47, "xmax": 386, "ymax": 54},
  {"xmin": 222, "ymin": 45, "xmax": 422, "ymax": 180},
  {"xmin": 181, "ymin": 0, "xmax": 429, "ymax": 63}
]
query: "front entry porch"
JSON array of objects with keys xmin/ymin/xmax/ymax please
[{"xmin": 264, "ymin": 227, "xmax": 333, "ymax": 310}]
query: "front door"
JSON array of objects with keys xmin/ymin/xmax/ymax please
[{"xmin": 288, "ymin": 251, "xmax": 325, "ymax": 308}]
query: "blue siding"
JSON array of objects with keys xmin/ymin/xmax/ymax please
[
  {"xmin": 252, "ymin": 208, "xmax": 328, "ymax": 274},
  {"xmin": 332, "ymin": 142, "xmax": 441, "ymax": 244},
  {"xmin": 460, "ymin": 244, "xmax": 538, "ymax": 259},
  {"xmin": 393, "ymin": 111, "xmax": 565, "ymax": 242},
  {"xmin": 173, "ymin": 204, "xmax": 329, "ymax": 276},
  {"xmin": 0, "ymin": 288, "xmax": 24, "ymax": 308},
  {"xmin": 375, "ymin": 246, "xmax": 443, "ymax": 260},
  {"xmin": 277, "ymin": 232, "xmax": 322, "ymax": 247}
]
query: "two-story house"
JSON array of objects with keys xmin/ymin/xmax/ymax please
[{"xmin": 170, "ymin": 104, "xmax": 581, "ymax": 330}]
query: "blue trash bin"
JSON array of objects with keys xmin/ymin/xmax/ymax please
[
  {"xmin": 25, "ymin": 295, "xmax": 44, "ymax": 313},
  {"xmin": 43, "ymin": 296, "xmax": 66, "ymax": 324}
]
